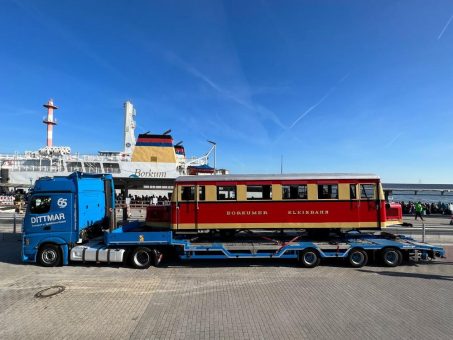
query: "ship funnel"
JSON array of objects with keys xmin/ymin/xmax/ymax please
[{"xmin": 123, "ymin": 101, "xmax": 136, "ymax": 155}]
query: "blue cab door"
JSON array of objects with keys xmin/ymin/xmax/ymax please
[{"xmin": 24, "ymin": 193, "xmax": 74, "ymax": 243}]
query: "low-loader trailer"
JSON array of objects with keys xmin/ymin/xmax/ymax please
[{"xmin": 22, "ymin": 173, "xmax": 445, "ymax": 268}]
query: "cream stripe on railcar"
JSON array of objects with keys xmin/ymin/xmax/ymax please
[{"xmin": 175, "ymin": 222, "xmax": 379, "ymax": 230}]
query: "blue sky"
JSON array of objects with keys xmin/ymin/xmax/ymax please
[{"xmin": 1, "ymin": 0, "xmax": 453, "ymax": 183}]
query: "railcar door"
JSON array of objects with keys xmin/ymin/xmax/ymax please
[
  {"xmin": 179, "ymin": 185, "xmax": 198, "ymax": 230},
  {"xmin": 358, "ymin": 183, "xmax": 379, "ymax": 229}
]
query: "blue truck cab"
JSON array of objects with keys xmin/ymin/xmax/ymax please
[{"xmin": 22, "ymin": 172, "xmax": 115, "ymax": 266}]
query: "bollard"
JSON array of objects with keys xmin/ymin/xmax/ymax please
[
  {"xmin": 13, "ymin": 212, "xmax": 17, "ymax": 234},
  {"xmin": 421, "ymin": 222, "xmax": 425, "ymax": 243}
]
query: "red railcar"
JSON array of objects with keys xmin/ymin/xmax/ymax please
[{"xmin": 147, "ymin": 174, "xmax": 403, "ymax": 232}]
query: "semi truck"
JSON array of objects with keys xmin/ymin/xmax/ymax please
[{"xmin": 22, "ymin": 172, "xmax": 445, "ymax": 269}]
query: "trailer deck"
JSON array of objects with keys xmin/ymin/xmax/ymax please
[{"xmin": 102, "ymin": 222, "xmax": 445, "ymax": 265}]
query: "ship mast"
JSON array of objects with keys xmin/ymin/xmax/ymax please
[
  {"xmin": 43, "ymin": 99, "xmax": 58, "ymax": 147},
  {"xmin": 123, "ymin": 101, "xmax": 136, "ymax": 155}
]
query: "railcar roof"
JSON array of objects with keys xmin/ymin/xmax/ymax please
[{"xmin": 176, "ymin": 173, "xmax": 380, "ymax": 182}]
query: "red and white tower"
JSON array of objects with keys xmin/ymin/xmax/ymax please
[{"xmin": 43, "ymin": 99, "xmax": 58, "ymax": 147}]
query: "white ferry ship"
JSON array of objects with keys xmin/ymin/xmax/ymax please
[{"xmin": 0, "ymin": 100, "xmax": 219, "ymax": 188}]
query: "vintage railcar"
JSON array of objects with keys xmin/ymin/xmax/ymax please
[{"xmin": 146, "ymin": 173, "xmax": 403, "ymax": 232}]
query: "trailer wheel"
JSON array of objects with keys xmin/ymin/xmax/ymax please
[
  {"xmin": 348, "ymin": 248, "xmax": 368, "ymax": 268},
  {"xmin": 130, "ymin": 247, "xmax": 152, "ymax": 269},
  {"xmin": 38, "ymin": 244, "xmax": 61, "ymax": 267},
  {"xmin": 298, "ymin": 248, "xmax": 321, "ymax": 268},
  {"xmin": 381, "ymin": 248, "xmax": 403, "ymax": 267}
]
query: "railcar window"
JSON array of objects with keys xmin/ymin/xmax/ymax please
[
  {"xmin": 30, "ymin": 196, "xmax": 52, "ymax": 214},
  {"xmin": 318, "ymin": 184, "xmax": 338, "ymax": 199},
  {"xmin": 217, "ymin": 186, "xmax": 236, "ymax": 200},
  {"xmin": 246, "ymin": 185, "xmax": 272, "ymax": 200},
  {"xmin": 282, "ymin": 185, "xmax": 307, "ymax": 199},
  {"xmin": 360, "ymin": 184, "xmax": 375, "ymax": 199},
  {"xmin": 350, "ymin": 184, "xmax": 357, "ymax": 199},
  {"xmin": 181, "ymin": 186, "xmax": 195, "ymax": 200},
  {"xmin": 199, "ymin": 186, "xmax": 205, "ymax": 201}
]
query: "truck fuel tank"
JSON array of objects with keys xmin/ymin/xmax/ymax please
[{"xmin": 70, "ymin": 244, "xmax": 125, "ymax": 263}]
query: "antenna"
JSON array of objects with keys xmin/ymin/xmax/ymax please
[{"xmin": 280, "ymin": 155, "xmax": 283, "ymax": 174}]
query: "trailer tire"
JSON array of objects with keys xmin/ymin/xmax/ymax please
[
  {"xmin": 348, "ymin": 248, "xmax": 368, "ymax": 268},
  {"xmin": 298, "ymin": 248, "xmax": 321, "ymax": 268},
  {"xmin": 130, "ymin": 247, "xmax": 152, "ymax": 269},
  {"xmin": 381, "ymin": 248, "xmax": 403, "ymax": 267},
  {"xmin": 38, "ymin": 244, "xmax": 61, "ymax": 267}
]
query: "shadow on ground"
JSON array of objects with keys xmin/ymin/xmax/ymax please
[{"xmin": 358, "ymin": 268, "xmax": 453, "ymax": 281}]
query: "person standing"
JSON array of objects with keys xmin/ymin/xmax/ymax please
[{"xmin": 415, "ymin": 202, "xmax": 424, "ymax": 221}]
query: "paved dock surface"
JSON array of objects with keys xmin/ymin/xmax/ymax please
[{"xmin": 0, "ymin": 238, "xmax": 452, "ymax": 339}]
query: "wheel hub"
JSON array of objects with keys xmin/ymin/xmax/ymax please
[
  {"xmin": 351, "ymin": 252, "xmax": 364, "ymax": 264},
  {"xmin": 42, "ymin": 250, "xmax": 56, "ymax": 264},
  {"xmin": 304, "ymin": 252, "xmax": 316, "ymax": 265}
]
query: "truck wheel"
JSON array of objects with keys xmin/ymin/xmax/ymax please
[
  {"xmin": 381, "ymin": 248, "xmax": 403, "ymax": 267},
  {"xmin": 348, "ymin": 248, "xmax": 368, "ymax": 268},
  {"xmin": 130, "ymin": 247, "xmax": 152, "ymax": 269},
  {"xmin": 298, "ymin": 248, "xmax": 321, "ymax": 268},
  {"xmin": 38, "ymin": 244, "xmax": 61, "ymax": 267}
]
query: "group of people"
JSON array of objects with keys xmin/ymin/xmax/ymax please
[
  {"xmin": 398, "ymin": 201, "xmax": 453, "ymax": 219},
  {"xmin": 115, "ymin": 193, "xmax": 170, "ymax": 206}
]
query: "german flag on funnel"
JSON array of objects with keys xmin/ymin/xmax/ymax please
[
  {"xmin": 136, "ymin": 134, "xmax": 173, "ymax": 147},
  {"xmin": 132, "ymin": 134, "xmax": 176, "ymax": 163}
]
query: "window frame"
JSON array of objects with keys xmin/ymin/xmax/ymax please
[
  {"xmin": 282, "ymin": 184, "xmax": 308, "ymax": 200},
  {"xmin": 29, "ymin": 195, "xmax": 52, "ymax": 214},
  {"xmin": 217, "ymin": 185, "xmax": 237, "ymax": 201},
  {"xmin": 350, "ymin": 184, "xmax": 357, "ymax": 200},
  {"xmin": 246, "ymin": 185, "xmax": 272, "ymax": 200},
  {"xmin": 317, "ymin": 184, "xmax": 339, "ymax": 200},
  {"xmin": 181, "ymin": 185, "xmax": 195, "ymax": 201},
  {"xmin": 198, "ymin": 185, "xmax": 206, "ymax": 201},
  {"xmin": 360, "ymin": 183, "xmax": 376, "ymax": 200}
]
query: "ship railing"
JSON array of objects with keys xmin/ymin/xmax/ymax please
[
  {"xmin": 0, "ymin": 154, "xmax": 20, "ymax": 160},
  {"xmin": 103, "ymin": 167, "xmax": 121, "ymax": 174},
  {"xmin": 83, "ymin": 167, "xmax": 104, "ymax": 174},
  {"xmin": 80, "ymin": 154, "xmax": 128, "ymax": 162},
  {"xmin": 115, "ymin": 200, "xmax": 171, "ymax": 208},
  {"xmin": 11, "ymin": 165, "xmax": 63, "ymax": 172},
  {"xmin": 185, "ymin": 156, "xmax": 208, "ymax": 166}
]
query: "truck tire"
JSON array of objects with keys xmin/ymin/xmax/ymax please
[
  {"xmin": 381, "ymin": 248, "xmax": 403, "ymax": 267},
  {"xmin": 38, "ymin": 244, "xmax": 61, "ymax": 267},
  {"xmin": 348, "ymin": 248, "xmax": 368, "ymax": 268},
  {"xmin": 130, "ymin": 247, "xmax": 152, "ymax": 269},
  {"xmin": 298, "ymin": 248, "xmax": 321, "ymax": 268}
]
